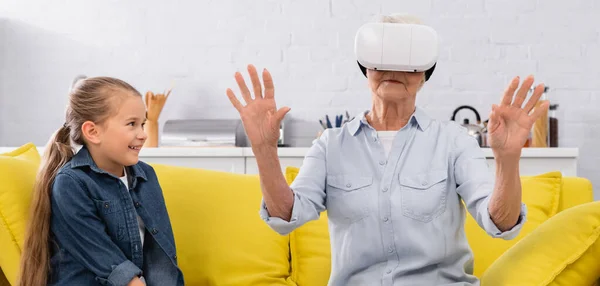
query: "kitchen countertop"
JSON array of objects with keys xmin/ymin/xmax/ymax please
[{"xmin": 0, "ymin": 146, "xmax": 580, "ymax": 158}]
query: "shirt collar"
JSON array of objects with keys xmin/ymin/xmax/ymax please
[{"xmin": 347, "ymin": 106, "xmax": 432, "ymax": 136}]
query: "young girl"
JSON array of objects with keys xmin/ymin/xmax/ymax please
[{"xmin": 18, "ymin": 77, "xmax": 184, "ymax": 286}]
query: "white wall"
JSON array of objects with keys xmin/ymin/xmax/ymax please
[
  {"xmin": 0, "ymin": 18, "xmax": 5, "ymax": 139},
  {"xmin": 1, "ymin": 0, "xmax": 599, "ymax": 195}
]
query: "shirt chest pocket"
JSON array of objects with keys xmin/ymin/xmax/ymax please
[
  {"xmin": 94, "ymin": 199, "xmax": 126, "ymax": 241},
  {"xmin": 326, "ymin": 175, "xmax": 373, "ymax": 224},
  {"xmin": 399, "ymin": 170, "xmax": 448, "ymax": 223}
]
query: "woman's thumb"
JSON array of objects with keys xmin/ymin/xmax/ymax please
[{"xmin": 275, "ymin": 106, "xmax": 291, "ymax": 122}]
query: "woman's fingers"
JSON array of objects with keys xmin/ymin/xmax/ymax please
[
  {"xmin": 226, "ymin": 88, "xmax": 244, "ymax": 112},
  {"xmin": 511, "ymin": 75, "xmax": 535, "ymax": 108},
  {"xmin": 501, "ymin": 77, "xmax": 519, "ymax": 106},
  {"xmin": 235, "ymin": 71, "xmax": 253, "ymax": 104},
  {"xmin": 523, "ymin": 84, "xmax": 545, "ymax": 114},
  {"xmin": 263, "ymin": 68, "xmax": 275, "ymax": 99},
  {"xmin": 247, "ymin": 64, "xmax": 263, "ymax": 99},
  {"xmin": 528, "ymin": 100, "xmax": 550, "ymax": 125}
]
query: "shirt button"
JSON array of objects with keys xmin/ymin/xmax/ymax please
[
  {"xmin": 383, "ymin": 217, "xmax": 389, "ymax": 222},
  {"xmin": 388, "ymin": 248, "xmax": 394, "ymax": 253},
  {"xmin": 422, "ymin": 181, "xmax": 428, "ymax": 186},
  {"xmin": 346, "ymin": 183, "xmax": 352, "ymax": 188},
  {"xmin": 386, "ymin": 269, "xmax": 392, "ymax": 274},
  {"xmin": 382, "ymin": 187, "xmax": 388, "ymax": 192},
  {"xmin": 152, "ymin": 228, "xmax": 159, "ymax": 234},
  {"xmin": 379, "ymin": 160, "xmax": 386, "ymax": 165}
]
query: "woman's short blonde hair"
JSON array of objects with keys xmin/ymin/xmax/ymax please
[{"xmin": 376, "ymin": 13, "xmax": 423, "ymax": 25}]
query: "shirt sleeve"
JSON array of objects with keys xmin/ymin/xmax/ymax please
[
  {"xmin": 259, "ymin": 130, "xmax": 328, "ymax": 235},
  {"xmin": 452, "ymin": 128, "xmax": 527, "ymax": 240},
  {"xmin": 51, "ymin": 173, "xmax": 143, "ymax": 286}
]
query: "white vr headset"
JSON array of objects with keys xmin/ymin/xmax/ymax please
[{"xmin": 354, "ymin": 22, "xmax": 439, "ymax": 81}]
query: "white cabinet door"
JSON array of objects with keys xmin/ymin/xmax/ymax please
[
  {"xmin": 245, "ymin": 157, "xmax": 578, "ymax": 177},
  {"xmin": 245, "ymin": 157, "xmax": 305, "ymax": 175},
  {"xmin": 141, "ymin": 157, "xmax": 246, "ymax": 174},
  {"xmin": 486, "ymin": 158, "xmax": 578, "ymax": 176}
]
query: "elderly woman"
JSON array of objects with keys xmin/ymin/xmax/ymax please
[{"xmin": 226, "ymin": 14, "xmax": 548, "ymax": 286}]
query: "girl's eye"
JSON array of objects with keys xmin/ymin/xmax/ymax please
[
  {"xmin": 128, "ymin": 122, "xmax": 135, "ymax": 126},
  {"xmin": 141, "ymin": 122, "xmax": 146, "ymax": 128}
]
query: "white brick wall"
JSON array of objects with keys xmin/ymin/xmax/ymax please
[
  {"xmin": 1, "ymin": 0, "xmax": 599, "ymax": 197},
  {"xmin": 0, "ymin": 18, "xmax": 5, "ymax": 139}
]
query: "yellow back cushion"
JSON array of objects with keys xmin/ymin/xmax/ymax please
[
  {"xmin": 465, "ymin": 171, "xmax": 562, "ymax": 277},
  {"xmin": 285, "ymin": 167, "xmax": 331, "ymax": 285},
  {"xmin": 0, "ymin": 143, "xmax": 41, "ymax": 285},
  {"xmin": 559, "ymin": 176, "xmax": 594, "ymax": 211},
  {"xmin": 151, "ymin": 163, "xmax": 294, "ymax": 286},
  {"xmin": 482, "ymin": 201, "xmax": 600, "ymax": 285}
]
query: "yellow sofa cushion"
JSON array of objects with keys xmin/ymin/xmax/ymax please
[
  {"xmin": 482, "ymin": 201, "xmax": 600, "ymax": 285},
  {"xmin": 0, "ymin": 143, "xmax": 41, "ymax": 285},
  {"xmin": 285, "ymin": 167, "xmax": 331, "ymax": 285},
  {"xmin": 465, "ymin": 171, "xmax": 562, "ymax": 277},
  {"xmin": 151, "ymin": 164, "xmax": 294, "ymax": 286}
]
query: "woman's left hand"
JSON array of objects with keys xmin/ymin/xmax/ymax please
[{"xmin": 487, "ymin": 75, "xmax": 549, "ymax": 158}]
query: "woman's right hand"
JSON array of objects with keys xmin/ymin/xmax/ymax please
[{"xmin": 226, "ymin": 64, "xmax": 291, "ymax": 149}]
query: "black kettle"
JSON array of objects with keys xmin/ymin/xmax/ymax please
[{"xmin": 451, "ymin": 105, "xmax": 487, "ymax": 147}]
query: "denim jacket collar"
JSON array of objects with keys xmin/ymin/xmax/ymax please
[{"xmin": 70, "ymin": 145, "xmax": 148, "ymax": 184}]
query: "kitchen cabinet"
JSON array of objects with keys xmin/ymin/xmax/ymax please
[
  {"xmin": 0, "ymin": 147, "xmax": 579, "ymax": 176},
  {"xmin": 243, "ymin": 148, "xmax": 579, "ymax": 176}
]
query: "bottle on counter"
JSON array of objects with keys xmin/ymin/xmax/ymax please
[
  {"xmin": 548, "ymin": 104, "xmax": 559, "ymax": 147},
  {"xmin": 531, "ymin": 86, "xmax": 550, "ymax": 148}
]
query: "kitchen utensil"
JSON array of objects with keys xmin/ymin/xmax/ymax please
[
  {"xmin": 325, "ymin": 115, "xmax": 332, "ymax": 128},
  {"xmin": 144, "ymin": 88, "xmax": 172, "ymax": 148},
  {"xmin": 319, "ymin": 111, "xmax": 354, "ymax": 130},
  {"xmin": 451, "ymin": 105, "xmax": 487, "ymax": 147},
  {"xmin": 319, "ymin": 119, "xmax": 327, "ymax": 129}
]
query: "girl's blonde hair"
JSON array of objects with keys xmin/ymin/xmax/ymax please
[{"xmin": 18, "ymin": 77, "xmax": 142, "ymax": 286}]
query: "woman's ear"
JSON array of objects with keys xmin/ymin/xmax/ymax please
[
  {"xmin": 416, "ymin": 73, "xmax": 426, "ymax": 91},
  {"xmin": 81, "ymin": 121, "xmax": 102, "ymax": 145}
]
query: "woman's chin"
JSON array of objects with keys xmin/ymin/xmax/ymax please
[{"xmin": 377, "ymin": 89, "xmax": 412, "ymax": 101}]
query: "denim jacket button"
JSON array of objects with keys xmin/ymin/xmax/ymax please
[
  {"xmin": 152, "ymin": 228, "xmax": 158, "ymax": 234},
  {"xmin": 104, "ymin": 203, "xmax": 109, "ymax": 209},
  {"xmin": 135, "ymin": 202, "xmax": 141, "ymax": 208}
]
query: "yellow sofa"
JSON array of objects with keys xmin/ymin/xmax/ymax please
[{"xmin": 1, "ymin": 143, "xmax": 600, "ymax": 285}]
